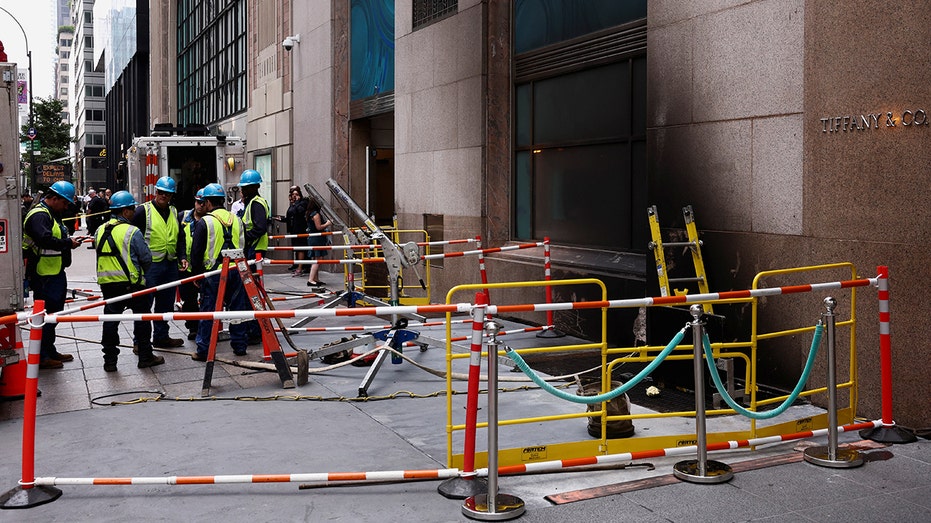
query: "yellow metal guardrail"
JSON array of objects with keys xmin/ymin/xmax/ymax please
[{"xmin": 443, "ymin": 264, "xmax": 861, "ymax": 469}]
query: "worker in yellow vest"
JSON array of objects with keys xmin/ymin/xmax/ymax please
[
  {"xmin": 22, "ymin": 181, "xmax": 81, "ymax": 369},
  {"xmin": 96, "ymin": 191, "xmax": 164, "ymax": 372},
  {"xmin": 189, "ymin": 183, "xmax": 250, "ymax": 361},
  {"xmin": 178, "ymin": 188, "xmax": 207, "ymax": 340},
  {"xmin": 132, "ymin": 176, "xmax": 189, "ymax": 348},
  {"xmin": 238, "ymin": 169, "xmax": 269, "ymax": 345}
]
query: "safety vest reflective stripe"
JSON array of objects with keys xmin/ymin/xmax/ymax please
[
  {"xmin": 203, "ymin": 209, "xmax": 244, "ymax": 271},
  {"xmin": 96, "ymin": 219, "xmax": 142, "ymax": 285},
  {"xmin": 181, "ymin": 209, "xmax": 196, "ymax": 270},
  {"xmin": 143, "ymin": 202, "xmax": 179, "ymax": 262},
  {"xmin": 23, "ymin": 204, "xmax": 66, "ymax": 276},
  {"xmin": 243, "ymin": 196, "xmax": 270, "ymax": 252}
]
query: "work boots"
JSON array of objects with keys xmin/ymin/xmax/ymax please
[{"xmin": 136, "ymin": 345, "xmax": 166, "ymax": 369}]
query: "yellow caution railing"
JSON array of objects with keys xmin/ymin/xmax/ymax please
[{"xmin": 443, "ymin": 263, "xmax": 861, "ymax": 469}]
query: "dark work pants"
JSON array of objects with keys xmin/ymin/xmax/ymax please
[
  {"xmin": 145, "ymin": 259, "xmax": 180, "ymax": 342},
  {"xmin": 29, "ymin": 272, "xmax": 66, "ymax": 361},
  {"xmin": 196, "ymin": 269, "xmax": 249, "ymax": 357},
  {"xmin": 100, "ymin": 282, "xmax": 154, "ymax": 364}
]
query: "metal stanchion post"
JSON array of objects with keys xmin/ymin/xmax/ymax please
[
  {"xmin": 804, "ymin": 297, "xmax": 864, "ymax": 468},
  {"xmin": 462, "ymin": 321, "xmax": 525, "ymax": 521},
  {"xmin": 673, "ymin": 304, "xmax": 733, "ymax": 484}
]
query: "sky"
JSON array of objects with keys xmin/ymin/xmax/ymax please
[{"xmin": 0, "ymin": 0, "xmax": 57, "ymax": 100}]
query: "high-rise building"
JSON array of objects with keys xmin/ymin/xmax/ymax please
[
  {"xmin": 70, "ymin": 0, "xmax": 107, "ymax": 192},
  {"xmin": 54, "ymin": 27, "xmax": 72, "ymax": 125}
]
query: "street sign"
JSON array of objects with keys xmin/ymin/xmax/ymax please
[{"xmin": 27, "ymin": 127, "xmax": 36, "ymax": 140}]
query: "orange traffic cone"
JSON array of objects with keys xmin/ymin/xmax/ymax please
[{"xmin": 0, "ymin": 324, "xmax": 27, "ymax": 399}]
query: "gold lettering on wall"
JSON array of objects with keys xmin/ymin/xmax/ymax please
[{"xmin": 820, "ymin": 109, "xmax": 928, "ymax": 133}]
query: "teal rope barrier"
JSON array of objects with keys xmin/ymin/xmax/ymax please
[
  {"xmin": 505, "ymin": 328, "xmax": 688, "ymax": 405},
  {"xmin": 703, "ymin": 322, "xmax": 823, "ymax": 420}
]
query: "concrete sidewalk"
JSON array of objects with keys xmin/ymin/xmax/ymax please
[{"xmin": 1, "ymin": 234, "xmax": 929, "ymax": 522}]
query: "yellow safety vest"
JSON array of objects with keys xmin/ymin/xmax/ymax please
[
  {"xmin": 242, "ymin": 196, "xmax": 270, "ymax": 252},
  {"xmin": 143, "ymin": 201, "xmax": 179, "ymax": 262},
  {"xmin": 22, "ymin": 204, "xmax": 68, "ymax": 276},
  {"xmin": 203, "ymin": 208, "xmax": 244, "ymax": 271},
  {"xmin": 95, "ymin": 218, "xmax": 144, "ymax": 286},
  {"xmin": 181, "ymin": 209, "xmax": 197, "ymax": 272}
]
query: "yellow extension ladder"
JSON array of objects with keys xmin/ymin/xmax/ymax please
[{"xmin": 647, "ymin": 205, "xmax": 713, "ymax": 314}]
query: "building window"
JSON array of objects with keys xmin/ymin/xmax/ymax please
[
  {"xmin": 86, "ymin": 109, "xmax": 104, "ymax": 121},
  {"xmin": 513, "ymin": 1, "xmax": 646, "ymax": 250},
  {"xmin": 515, "ymin": 0, "xmax": 645, "ymax": 54},
  {"xmin": 177, "ymin": 0, "xmax": 246, "ymax": 126},
  {"xmin": 84, "ymin": 36, "xmax": 93, "ymax": 48},
  {"xmin": 413, "ymin": 0, "xmax": 457, "ymax": 30}
]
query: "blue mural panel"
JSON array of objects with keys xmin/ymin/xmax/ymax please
[{"xmin": 351, "ymin": 0, "xmax": 395, "ymax": 101}]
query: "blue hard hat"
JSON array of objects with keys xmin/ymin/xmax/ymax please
[
  {"xmin": 238, "ymin": 169, "xmax": 262, "ymax": 187},
  {"xmin": 202, "ymin": 183, "xmax": 226, "ymax": 198},
  {"xmin": 195, "ymin": 188, "xmax": 205, "ymax": 201},
  {"xmin": 109, "ymin": 190, "xmax": 138, "ymax": 210},
  {"xmin": 155, "ymin": 176, "xmax": 177, "ymax": 193},
  {"xmin": 49, "ymin": 180, "xmax": 76, "ymax": 203}
]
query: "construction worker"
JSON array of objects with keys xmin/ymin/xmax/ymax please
[
  {"xmin": 22, "ymin": 181, "xmax": 81, "ymax": 369},
  {"xmin": 178, "ymin": 188, "xmax": 207, "ymax": 340},
  {"xmin": 95, "ymin": 191, "xmax": 164, "ymax": 372},
  {"xmin": 238, "ymin": 169, "xmax": 269, "ymax": 344},
  {"xmin": 132, "ymin": 176, "xmax": 188, "ymax": 348},
  {"xmin": 189, "ymin": 183, "xmax": 250, "ymax": 361}
]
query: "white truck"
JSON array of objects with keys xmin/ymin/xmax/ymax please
[
  {"xmin": 125, "ymin": 127, "xmax": 246, "ymax": 210},
  {"xmin": 0, "ymin": 63, "xmax": 24, "ymax": 313},
  {"xmin": 0, "ymin": 63, "xmax": 26, "ymax": 391}
]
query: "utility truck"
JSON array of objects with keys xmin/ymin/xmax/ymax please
[{"xmin": 125, "ymin": 124, "xmax": 246, "ymax": 210}]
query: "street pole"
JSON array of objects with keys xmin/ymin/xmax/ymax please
[
  {"xmin": 0, "ymin": 7, "xmax": 35, "ymax": 192},
  {"xmin": 27, "ymin": 49, "xmax": 34, "ymax": 192}
]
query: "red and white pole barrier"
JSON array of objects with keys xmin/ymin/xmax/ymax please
[
  {"xmin": 437, "ymin": 292, "xmax": 489, "ymax": 499},
  {"xmin": 537, "ymin": 237, "xmax": 564, "ymax": 338},
  {"xmin": 475, "ymin": 236, "xmax": 491, "ymax": 319},
  {"xmin": 283, "ymin": 318, "xmax": 470, "ymax": 333},
  {"xmin": 44, "ymin": 275, "xmax": 877, "ymax": 326},
  {"xmin": 0, "ymin": 301, "xmax": 63, "ymax": 508},
  {"xmin": 486, "ymin": 420, "xmax": 883, "ymax": 478},
  {"xmin": 860, "ymin": 266, "xmax": 917, "ymax": 443},
  {"xmin": 55, "ymin": 261, "xmax": 255, "ymax": 318},
  {"xmin": 268, "ymin": 231, "xmax": 344, "ymax": 240},
  {"xmin": 33, "ymin": 467, "xmax": 460, "ymax": 487},
  {"xmin": 462, "ymin": 292, "xmax": 487, "ymax": 476},
  {"xmin": 422, "ymin": 242, "xmax": 544, "ymax": 261}
]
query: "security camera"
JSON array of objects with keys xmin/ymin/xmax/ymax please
[{"xmin": 282, "ymin": 34, "xmax": 300, "ymax": 51}]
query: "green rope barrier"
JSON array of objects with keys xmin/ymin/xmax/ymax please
[
  {"xmin": 505, "ymin": 327, "xmax": 688, "ymax": 405},
  {"xmin": 703, "ymin": 322, "xmax": 823, "ymax": 420}
]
